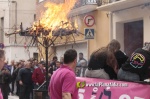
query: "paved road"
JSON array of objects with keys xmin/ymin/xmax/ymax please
[{"xmin": 8, "ymin": 95, "xmax": 19, "ymax": 99}]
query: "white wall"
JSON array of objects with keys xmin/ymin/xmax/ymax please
[
  {"xmin": 0, "ymin": 0, "xmax": 37, "ymax": 63},
  {"xmin": 8, "ymin": 0, "xmax": 36, "ymax": 45},
  {"xmin": 0, "ymin": 1, "xmax": 10, "ymax": 45},
  {"xmin": 116, "ymin": 22, "xmax": 124, "ymax": 51},
  {"xmin": 0, "ymin": 0, "xmax": 36, "ymax": 45},
  {"xmin": 56, "ymin": 42, "xmax": 88, "ymax": 61},
  {"xmin": 5, "ymin": 46, "xmax": 38, "ymax": 63},
  {"xmin": 112, "ymin": 5, "xmax": 150, "ymax": 51}
]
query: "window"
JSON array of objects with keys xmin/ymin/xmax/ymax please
[{"xmin": 33, "ymin": 53, "xmax": 38, "ymax": 60}]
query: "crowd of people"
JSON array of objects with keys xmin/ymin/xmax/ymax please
[
  {"xmin": 85, "ymin": 40, "xmax": 150, "ymax": 82},
  {"xmin": 85, "ymin": 39, "xmax": 128, "ymax": 79},
  {"xmin": 49, "ymin": 39, "xmax": 150, "ymax": 99},
  {"xmin": 0, "ymin": 54, "xmax": 63, "ymax": 99},
  {"xmin": 0, "ymin": 39, "xmax": 150, "ymax": 99}
]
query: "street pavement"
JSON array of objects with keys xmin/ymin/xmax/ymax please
[{"xmin": 8, "ymin": 95, "xmax": 19, "ymax": 99}]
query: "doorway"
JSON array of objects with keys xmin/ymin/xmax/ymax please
[
  {"xmin": 33, "ymin": 52, "xmax": 38, "ymax": 60},
  {"xmin": 124, "ymin": 20, "xmax": 143, "ymax": 57}
]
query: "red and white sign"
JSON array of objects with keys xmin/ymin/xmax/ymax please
[
  {"xmin": 77, "ymin": 77, "xmax": 150, "ymax": 99},
  {"xmin": 84, "ymin": 15, "xmax": 95, "ymax": 27}
]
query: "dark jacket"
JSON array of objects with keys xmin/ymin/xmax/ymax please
[
  {"xmin": 14, "ymin": 67, "xmax": 22, "ymax": 81},
  {"xmin": 88, "ymin": 53, "xmax": 107, "ymax": 70},
  {"xmin": 115, "ymin": 50, "xmax": 128, "ymax": 68},
  {"xmin": 0, "ymin": 73, "xmax": 12, "ymax": 84},
  {"xmin": 122, "ymin": 48, "xmax": 150, "ymax": 80},
  {"xmin": 17, "ymin": 68, "xmax": 33, "ymax": 85}
]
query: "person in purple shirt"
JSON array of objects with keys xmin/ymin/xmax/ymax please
[
  {"xmin": 0, "ymin": 49, "xmax": 6, "ymax": 99},
  {"xmin": 49, "ymin": 49, "xmax": 78, "ymax": 99},
  {"xmin": 4, "ymin": 62, "xmax": 11, "ymax": 72}
]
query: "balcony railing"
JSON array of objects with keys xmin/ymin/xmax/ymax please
[
  {"xmin": 97, "ymin": 0, "xmax": 121, "ymax": 6},
  {"xmin": 72, "ymin": 0, "xmax": 122, "ymax": 9},
  {"xmin": 73, "ymin": 0, "xmax": 97, "ymax": 9}
]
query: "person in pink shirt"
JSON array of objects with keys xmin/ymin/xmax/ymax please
[
  {"xmin": 0, "ymin": 49, "xmax": 5, "ymax": 99},
  {"xmin": 49, "ymin": 49, "xmax": 78, "ymax": 99}
]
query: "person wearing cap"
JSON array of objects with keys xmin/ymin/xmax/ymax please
[{"xmin": 32, "ymin": 61, "xmax": 46, "ymax": 88}]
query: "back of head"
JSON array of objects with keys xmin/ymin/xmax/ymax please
[
  {"xmin": 79, "ymin": 52, "xmax": 83, "ymax": 56},
  {"xmin": 92, "ymin": 47, "xmax": 117, "ymax": 69},
  {"xmin": 107, "ymin": 39, "xmax": 121, "ymax": 53},
  {"xmin": 53, "ymin": 56, "xmax": 58, "ymax": 61},
  {"xmin": 0, "ymin": 49, "xmax": 4, "ymax": 59},
  {"xmin": 143, "ymin": 42, "xmax": 150, "ymax": 52},
  {"xmin": 38, "ymin": 61, "xmax": 45, "ymax": 67},
  {"xmin": 64, "ymin": 49, "xmax": 77, "ymax": 64},
  {"xmin": 92, "ymin": 47, "xmax": 107, "ymax": 58}
]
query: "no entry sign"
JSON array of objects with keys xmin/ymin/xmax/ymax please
[{"xmin": 84, "ymin": 15, "xmax": 95, "ymax": 27}]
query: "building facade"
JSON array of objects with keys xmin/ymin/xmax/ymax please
[
  {"xmin": 0, "ymin": 0, "xmax": 38, "ymax": 62},
  {"xmin": 98, "ymin": 0, "xmax": 150, "ymax": 56}
]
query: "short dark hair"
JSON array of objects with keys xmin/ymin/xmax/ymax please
[
  {"xmin": 39, "ymin": 61, "xmax": 45, "ymax": 65},
  {"xmin": 53, "ymin": 56, "xmax": 57, "ymax": 60},
  {"xmin": 64, "ymin": 49, "xmax": 77, "ymax": 64},
  {"xmin": 0, "ymin": 49, "xmax": 4, "ymax": 58},
  {"xmin": 79, "ymin": 52, "xmax": 83, "ymax": 56}
]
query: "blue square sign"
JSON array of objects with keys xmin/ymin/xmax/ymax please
[{"xmin": 85, "ymin": 28, "xmax": 94, "ymax": 39}]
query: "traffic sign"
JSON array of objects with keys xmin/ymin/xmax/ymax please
[
  {"xmin": 0, "ymin": 43, "xmax": 4, "ymax": 49},
  {"xmin": 84, "ymin": 15, "xmax": 95, "ymax": 27},
  {"xmin": 85, "ymin": 28, "xmax": 94, "ymax": 39}
]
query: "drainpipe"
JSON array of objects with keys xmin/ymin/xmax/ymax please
[
  {"xmin": 87, "ymin": 40, "xmax": 89, "ymax": 61},
  {"xmin": 109, "ymin": 12, "xmax": 113, "ymax": 41},
  {"xmin": 11, "ymin": 1, "xmax": 17, "ymax": 44}
]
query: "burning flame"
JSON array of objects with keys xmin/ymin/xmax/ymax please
[{"xmin": 33, "ymin": 0, "xmax": 77, "ymax": 38}]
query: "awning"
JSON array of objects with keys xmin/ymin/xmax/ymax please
[{"xmin": 69, "ymin": 5, "xmax": 97, "ymax": 16}]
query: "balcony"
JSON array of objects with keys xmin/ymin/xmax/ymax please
[
  {"xmin": 97, "ymin": 0, "xmax": 150, "ymax": 12},
  {"xmin": 73, "ymin": 0, "xmax": 97, "ymax": 8},
  {"xmin": 97, "ymin": 0, "xmax": 120, "ymax": 6},
  {"xmin": 69, "ymin": 0, "xmax": 98, "ymax": 16}
]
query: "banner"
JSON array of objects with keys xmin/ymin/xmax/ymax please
[{"xmin": 76, "ymin": 77, "xmax": 150, "ymax": 99}]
